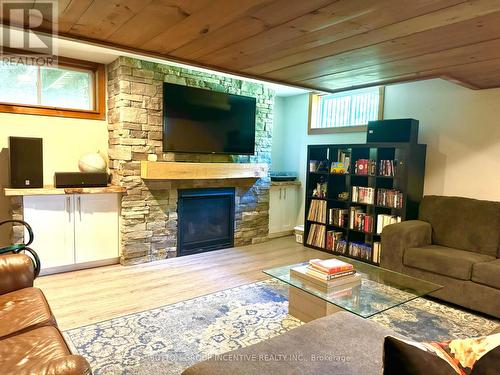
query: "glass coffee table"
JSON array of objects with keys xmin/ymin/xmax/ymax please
[{"xmin": 264, "ymin": 256, "xmax": 442, "ymax": 322}]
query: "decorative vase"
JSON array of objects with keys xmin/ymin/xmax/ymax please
[{"xmin": 78, "ymin": 151, "xmax": 107, "ymax": 173}]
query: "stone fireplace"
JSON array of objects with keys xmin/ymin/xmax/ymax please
[{"xmin": 107, "ymin": 57, "xmax": 274, "ymax": 265}]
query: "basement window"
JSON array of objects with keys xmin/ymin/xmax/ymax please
[
  {"xmin": 309, "ymin": 86, "xmax": 384, "ymax": 134},
  {"xmin": 0, "ymin": 59, "xmax": 105, "ymax": 120}
]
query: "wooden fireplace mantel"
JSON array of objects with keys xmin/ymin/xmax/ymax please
[{"xmin": 140, "ymin": 161, "xmax": 268, "ymax": 180}]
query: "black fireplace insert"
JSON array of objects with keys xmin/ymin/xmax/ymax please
[{"xmin": 177, "ymin": 188, "xmax": 235, "ymax": 256}]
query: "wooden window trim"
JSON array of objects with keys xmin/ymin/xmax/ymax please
[
  {"xmin": 308, "ymin": 86, "xmax": 385, "ymax": 135},
  {"xmin": 0, "ymin": 56, "xmax": 106, "ymax": 120}
]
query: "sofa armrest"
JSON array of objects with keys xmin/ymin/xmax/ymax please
[
  {"xmin": 380, "ymin": 220, "xmax": 432, "ymax": 273},
  {"xmin": 0, "ymin": 253, "xmax": 35, "ymax": 295},
  {"xmin": 44, "ymin": 355, "xmax": 92, "ymax": 375}
]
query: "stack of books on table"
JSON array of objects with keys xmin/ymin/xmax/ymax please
[{"xmin": 290, "ymin": 258, "xmax": 361, "ymax": 295}]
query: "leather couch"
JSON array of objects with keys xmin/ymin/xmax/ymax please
[
  {"xmin": 0, "ymin": 253, "xmax": 91, "ymax": 374},
  {"xmin": 381, "ymin": 195, "xmax": 500, "ymax": 318}
]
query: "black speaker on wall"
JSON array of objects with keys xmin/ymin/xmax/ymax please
[
  {"xmin": 9, "ymin": 136, "xmax": 43, "ymax": 188},
  {"xmin": 367, "ymin": 118, "xmax": 419, "ymax": 143}
]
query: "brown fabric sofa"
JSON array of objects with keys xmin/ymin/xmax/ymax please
[
  {"xmin": 381, "ymin": 195, "xmax": 500, "ymax": 318},
  {"xmin": 0, "ymin": 253, "xmax": 91, "ymax": 375}
]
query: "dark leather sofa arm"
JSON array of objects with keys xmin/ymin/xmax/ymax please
[
  {"xmin": 0, "ymin": 253, "xmax": 35, "ymax": 295},
  {"xmin": 380, "ymin": 220, "xmax": 432, "ymax": 273}
]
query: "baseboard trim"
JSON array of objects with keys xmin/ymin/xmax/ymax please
[
  {"xmin": 39, "ymin": 258, "xmax": 120, "ymax": 276},
  {"xmin": 268, "ymin": 230, "xmax": 294, "ymax": 239}
]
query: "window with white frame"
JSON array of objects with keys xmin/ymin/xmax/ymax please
[{"xmin": 309, "ymin": 86, "xmax": 384, "ymax": 133}]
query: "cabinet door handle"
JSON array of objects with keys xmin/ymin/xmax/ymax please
[
  {"xmin": 284, "ymin": 188, "xmax": 287, "ymax": 199},
  {"xmin": 77, "ymin": 196, "xmax": 82, "ymax": 220},
  {"xmin": 279, "ymin": 188, "xmax": 282, "ymax": 199},
  {"xmin": 66, "ymin": 196, "xmax": 71, "ymax": 222}
]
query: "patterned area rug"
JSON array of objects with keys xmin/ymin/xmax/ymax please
[{"xmin": 64, "ymin": 279, "xmax": 498, "ymax": 375}]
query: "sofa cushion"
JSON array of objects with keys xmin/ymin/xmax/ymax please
[
  {"xmin": 419, "ymin": 196, "xmax": 500, "ymax": 257},
  {"xmin": 183, "ymin": 311, "xmax": 400, "ymax": 375},
  {"xmin": 383, "ymin": 334, "xmax": 500, "ymax": 375},
  {"xmin": 0, "ymin": 325, "xmax": 91, "ymax": 374},
  {"xmin": 472, "ymin": 259, "xmax": 500, "ymax": 290},
  {"xmin": 403, "ymin": 245, "xmax": 495, "ymax": 280},
  {"xmin": 0, "ymin": 287, "xmax": 56, "ymax": 339}
]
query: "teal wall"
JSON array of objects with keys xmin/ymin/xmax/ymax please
[{"xmin": 272, "ymin": 93, "xmax": 365, "ymax": 223}]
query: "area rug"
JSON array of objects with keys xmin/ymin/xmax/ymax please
[{"xmin": 64, "ymin": 279, "xmax": 498, "ymax": 375}]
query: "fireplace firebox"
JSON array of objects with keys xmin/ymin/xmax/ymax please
[{"xmin": 177, "ymin": 188, "xmax": 235, "ymax": 256}]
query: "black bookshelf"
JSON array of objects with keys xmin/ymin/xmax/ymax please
[{"xmin": 304, "ymin": 142, "xmax": 426, "ymax": 266}]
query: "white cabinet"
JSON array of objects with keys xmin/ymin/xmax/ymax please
[
  {"xmin": 74, "ymin": 194, "xmax": 120, "ymax": 263},
  {"xmin": 23, "ymin": 194, "xmax": 120, "ymax": 273},
  {"xmin": 23, "ymin": 195, "xmax": 75, "ymax": 269},
  {"xmin": 269, "ymin": 184, "xmax": 300, "ymax": 236}
]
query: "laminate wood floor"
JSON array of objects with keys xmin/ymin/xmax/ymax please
[{"xmin": 36, "ymin": 236, "xmax": 328, "ymax": 330}]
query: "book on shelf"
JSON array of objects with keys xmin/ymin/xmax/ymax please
[
  {"xmin": 376, "ymin": 214, "xmax": 402, "ymax": 234},
  {"xmin": 355, "ymin": 159, "xmax": 376, "ymax": 175},
  {"xmin": 326, "ymin": 230, "xmax": 343, "ymax": 251},
  {"xmin": 373, "ymin": 242, "xmax": 382, "ymax": 264},
  {"xmin": 350, "ymin": 206, "xmax": 374, "ymax": 232},
  {"xmin": 309, "ymin": 258, "xmax": 354, "ymax": 274},
  {"xmin": 312, "ymin": 180, "xmax": 328, "ymax": 198},
  {"xmin": 290, "ymin": 265, "xmax": 361, "ymax": 294},
  {"xmin": 308, "ymin": 199, "xmax": 327, "ymax": 223},
  {"xmin": 306, "ymin": 224, "xmax": 326, "ymax": 247},
  {"xmin": 309, "ymin": 160, "xmax": 330, "ymax": 172},
  {"xmin": 331, "ymin": 149, "xmax": 351, "ymax": 173},
  {"xmin": 336, "ymin": 239, "xmax": 348, "ymax": 254},
  {"xmin": 379, "ymin": 160, "xmax": 397, "ymax": 176},
  {"xmin": 328, "ymin": 208, "xmax": 348, "ymax": 227},
  {"xmin": 352, "ymin": 186, "xmax": 375, "ymax": 204},
  {"xmin": 377, "ymin": 188, "xmax": 403, "ymax": 208},
  {"xmin": 348, "ymin": 242, "xmax": 372, "ymax": 261}
]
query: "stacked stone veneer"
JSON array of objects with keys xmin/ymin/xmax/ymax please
[{"xmin": 107, "ymin": 57, "xmax": 274, "ymax": 265}]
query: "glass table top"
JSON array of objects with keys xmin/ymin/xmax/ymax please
[{"xmin": 263, "ymin": 256, "xmax": 442, "ymax": 318}]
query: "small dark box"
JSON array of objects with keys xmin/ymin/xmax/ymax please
[
  {"xmin": 54, "ymin": 172, "xmax": 108, "ymax": 188},
  {"xmin": 367, "ymin": 118, "xmax": 419, "ymax": 143}
]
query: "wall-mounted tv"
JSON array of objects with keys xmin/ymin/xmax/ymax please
[{"xmin": 163, "ymin": 82, "xmax": 257, "ymax": 155}]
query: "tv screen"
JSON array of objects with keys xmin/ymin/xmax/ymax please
[{"xmin": 163, "ymin": 82, "xmax": 256, "ymax": 154}]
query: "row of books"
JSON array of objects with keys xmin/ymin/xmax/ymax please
[
  {"xmin": 348, "ymin": 242, "xmax": 372, "ymax": 261},
  {"xmin": 373, "ymin": 242, "xmax": 382, "ymax": 263},
  {"xmin": 354, "ymin": 159, "xmax": 376, "ymax": 175},
  {"xmin": 328, "ymin": 208, "xmax": 349, "ymax": 227},
  {"xmin": 310, "ymin": 157, "xmax": 396, "ymax": 176},
  {"xmin": 379, "ymin": 160, "xmax": 397, "ymax": 176},
  {"xmin": 377, "ymin": 189, "xmax": 404, "ymax": 208},
  {"xmin": 351, "ymin": 186, "xmax": 375, "ymax": 204},
  {"xmin": 306, "ymin": 223, "xmax": 326, "ymax": 247},
  {"xmin": 326, "ymin": 230, "xmax": 343, "ymax": 251},
  {"xmin": 349, "ymin": 207, "xmax": 374, "ymax": 233},
  {"xmin": 308, "ymin": 199, "xmax": 327, "ymax": 223},
  {"xmin": 376, "ymin": 214, "xmax": 401, "ymax": 234}
]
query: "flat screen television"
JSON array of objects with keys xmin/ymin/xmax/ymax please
[{"xmin": 163, "ymin": 82, "xmax": 257, "ymax": 154}]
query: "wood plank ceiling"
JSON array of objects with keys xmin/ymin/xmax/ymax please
[{"xmin": 10, "ymin": 0, "xmax": 500, "ymax": 92}]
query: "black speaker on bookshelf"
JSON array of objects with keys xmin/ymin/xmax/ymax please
[
  {"xmin": 9, "ymin": 136, "xmax": 43, "ymax": 188},
  {"xmin": 367, "ymin": 118, "xmax": 419, "ymax": 143}
]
